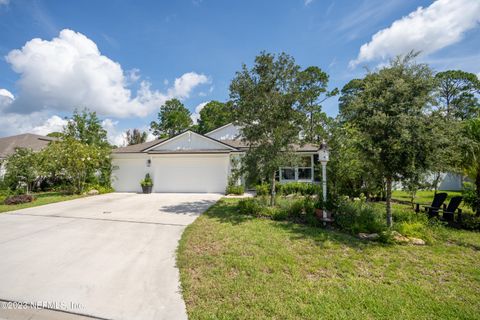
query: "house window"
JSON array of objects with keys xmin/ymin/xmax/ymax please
[
  {"xmin": 281, "ymin": 168, "xmax": 295, "ymax": 180},
  {"xmin": 279, "ymin": 155, "xmax": 313, "ymax": 182},
  {"xmin": 298, "ymin": 168, "xmax": 312, "ymax": 180}
]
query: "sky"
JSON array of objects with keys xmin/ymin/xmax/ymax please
[{"xmin": 0, "ymin": 0, "xmax": 479, "ymax": 145}]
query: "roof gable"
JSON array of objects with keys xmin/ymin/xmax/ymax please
[
  {"xmin": 205, "ymin": 123, "xmax": 242, "ymax": 141},
  {"xmin": 144, "ymin": 131, "xmax": 237, "ymax": 152}
]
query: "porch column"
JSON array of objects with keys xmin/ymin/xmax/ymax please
[{"xmin": 318, "ymin": 141, "xmax": 330, "ymax": 220}]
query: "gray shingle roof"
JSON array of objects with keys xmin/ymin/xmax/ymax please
[
  {"xmin": 221, "ymin": 139, "xmax": 320, "ymax": 152},
  {"xmin": 0, "ymin": 133, "xmax": 58, "ymax": 158},
  {"xmin": 112, "ymin": 134, "xmax": 320, "ymax": 154},
  {"xmin": 112, "ymin": 138, "xmax": 167, "ymax": 153}
]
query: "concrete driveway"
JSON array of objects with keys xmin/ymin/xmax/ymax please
[{"xmin": 0, "ymin": 193, "xmax": 222, "ymax": 320}]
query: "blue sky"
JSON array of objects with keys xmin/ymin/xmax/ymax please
[{"xmin": 0, "ymin": 0, "xmax": 479, "ymax": 144}]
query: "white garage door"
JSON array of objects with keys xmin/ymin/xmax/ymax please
[
  {"xmin": 112, "ymin": 158, "xmax": 148, "ymax": 193},
  {"xmin": 152, "ymin": 154, "xmax": 230, "ymax": 193}
]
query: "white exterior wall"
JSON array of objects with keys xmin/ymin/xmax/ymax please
[
  {"xmin": 111, "ymin": 155, "xmax": 150, "ymax": 192},
  {"xmin": 206, "ymin": 124, "xmax": 241, "ymax": 141}
]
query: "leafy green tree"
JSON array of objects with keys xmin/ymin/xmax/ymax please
[
  {"xmin": 340, "ymin": 53, "xmax": 436, "ymax": 227},
  {"xmin": 3, "ymin": 148, "xmax": 41, "ymax": 194},
  {"xmin": 327, "ymin": 123, "xmax": 384, "ymax": 199},
  {"xmin": 426, "ymin": 113, "xmax": 463, "ymax": 194},
  {"xmin": 46, "ymin": 132, "xmax": 63, "ymax": 139},
  {"xmin": 42, "ymin": 139, "xmax": 111, "ymax": 194},
  {"xmin": 197, "ymin": 101, "xmax": 234, "ymax": 134},
  {"xmin": 230, "ymin": 52, "xmax": 310, "ymax": 206},
  {"xmin": 338, "ymin": 78, "xmax": 364, "ymax": 122},
  {"xmin": 462, "ymin": 117, "xmax": 480, "ymax": 214},
  {"xmin": 63, "ymin": 108, "xmax": 109, "ymax": 147},
  {"xmin": 150, "ymin": 99, "xmax": 192, "ymax": 138},
  {"xmin": 434, "ymin": 70, "xmax": 480, "ymax": 120},
  {"xmin": 125, "ymin": 129, "xmax": 148, "ymax": 145},
  {"xmin": 297, "ymin": 66, "xmax": 338, "ymax": 143}
]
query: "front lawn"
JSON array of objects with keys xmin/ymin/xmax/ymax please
[
  {"xmin": 177, "ymin": 198, "xmax": 480, "ymax": 320},
  {"xmin": 0, "ymin": 192, "xmax": 86, "ymax": 213},
  {"xmin": 392, "ymin": 189, "xmax": 474, "ymax": 215},
  {"xmin": 392, "ymin": 189, "xmax": 464, "ymax": 204}
]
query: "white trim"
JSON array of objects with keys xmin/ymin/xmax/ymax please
[
  {"xmin": 279, "ymin": 154, "xmax": 314, "ymax": 183},
  {"xmin": 143, "ymin": 130, "xmax": 237, "ymax": 152}
]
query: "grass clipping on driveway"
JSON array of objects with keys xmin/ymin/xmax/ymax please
[{"xmin": 177, "ymin": 198, "xmax": 480, "ymax": 320}]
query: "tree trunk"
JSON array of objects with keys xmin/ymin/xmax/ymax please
[
  {"xmin": 310, "ymin": 111, "xmax": 314, "ymax": 143},
  {"xmin": 476, "ymin": 170, "xmax": 480, "ymax": 216},
  {"xmin": 386, "ymin": 177, "xmax": 393, "ymax": 227},
  {"xmin": 409, "ymin": 189, "xmax": 417, "ymax": 209},
  {"xmin": 433, "ymin": 172, "xmax": 441, "ymax": 195},
  {"xmin": 270, "ymin": 171, "xmax": 276, "ymax": 207}
]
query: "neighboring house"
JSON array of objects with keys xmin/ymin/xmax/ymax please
[
  {"xmin": 0, "ymin": 133, "xmax": 58, "ymax": 178},
  {"xmin": 111, "ymin": 123, "xmax": 320, "ymax": 193},
  {"xmin": 392, "ymin": 172, "xmax": 465, "ymax": 192}
]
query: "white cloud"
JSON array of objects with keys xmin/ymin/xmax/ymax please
[
  {"xmin": 190, "ymin": 101, "xmax": 209, "ymax": 124},
  {"xmin": 101, "ymin": 118, "xmax": 126, "ymax": 146},
  {"xmin": 167, "ymin": 72, "xmax": 209, "ymax": 100},
  {"xmin": 0, "ymin": 111, "xmax": 65, "ymax": 137},
  {"xmin": 30, "ymin": 115, "xmax": 68, "ymax": 135},
  {"xmin": 4, "ymin": 29, "xmax": 210, "ymax": 118},
  {"xmin": 350, "ymin": 0, "xmax": 480, "ymax": 68},
  {"xmin": 304, "ymin": 0, "xmax": 313, "ymax": 6},
  {"xmin": 127, "ymin": 68, "xmax": 141, "ymax": 83},
  {"xmin": 0, "ymin": 0, "xmax": 9, "ymax": 6},
  {"xmin": 0, "ymin": 89, "xmax": 14, "ymax": 108}
]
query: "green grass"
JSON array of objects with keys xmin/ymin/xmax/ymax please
[
  {"xmin": 0, "ymin": 192, "xmax": 86, "ymax": 213},
  {"xmin": 392, "ymin": 190, "xmax": 473, "ymax": 214},
  {"xmin": 177, "ymin": 198, "xmax": 480, "ymax": 320},
  {"xmin": 392, "ymin": 190, "xmax": 463, "ymax": 204}
]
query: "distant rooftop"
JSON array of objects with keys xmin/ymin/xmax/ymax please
[{"xmin": 0, "ymin": 133, "xmax": 58, "ymax": 158}]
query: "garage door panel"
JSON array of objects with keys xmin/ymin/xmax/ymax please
[
  {"xmin": 112, "ymin": 158, "xmax": 148, "ymax": 192},
  {"xmin": 153, "ymin": 155, "xmax": 229, "ymax": 193}
]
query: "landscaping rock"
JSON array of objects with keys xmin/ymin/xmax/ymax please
[
  {"xmin": 358, "ymin": 233, "xmax": 379, "ymax": 240},
  {"xmin": 409, "ymin": 237, "xmax": 426, "ymax": 246},
  {"xmin": 87, "ymin": 189, "xmax": 99, "ymax": 196},
  {"xmin": 391, "ymin": 231, "xmax": 410, "ymax": 244}
]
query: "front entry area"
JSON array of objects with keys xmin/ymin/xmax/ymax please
[{"xmin": 152, "ymin": 154, "xmax": 230, "ymax": 193}]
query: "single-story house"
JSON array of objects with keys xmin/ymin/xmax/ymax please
[
  {"xmin": 0, "ymin": 133, "xmax": 58, "ymax": 178},
  {"xmin": 111, "ymin": 123, "xmax": 321, "ymax": 193}
]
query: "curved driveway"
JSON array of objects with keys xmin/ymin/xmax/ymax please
[{"xmin": 0, "ymin": 193, "xmax": 221, "ymax": 320}]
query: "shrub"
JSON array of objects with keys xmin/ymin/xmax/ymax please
[
  {"xmin": 277, "ymin": 182, "xmax": 321, "ymax": 196},
  {"xmin": 226, "ymin": 185, "xmax": 245, "ymax": 195},
  {"xmin": 286, "ymin": 198, "xmax": 305, "ymax": 218},
  {"xmin": 4, "ymin": 194, "xmax": 35, "ymax": 205},
  {"xmin": 237, "ymin": 198, "xmax": 284, "ymax": 218},
  {"xmin": 238, "ymin": 198, "xmax": 263, "ymax": 216},
  {"xmin": 86, "ymin": 184, "xmax": 114, "ymax": 194},
  {"xmin": 140, "ymin": 173, "xmax": 153, "ymax": 187},
  {"xmin": 255, "ymin": 183, "xmax": 269, "ymax": 196},
  {"xmin": 334, "ymin": 200, "xmax": 387, "ymax": 235},
  {"xmin": 271, "ymin": 208, "xmax": 289, "ymax": 221},
  {"xmin": 462, "ymin": 182, "xmax": 478, "ymax": 212},
  {"xmin": 458, "ymin": 214, "xmax": 480, "ymax": 231},
  {"xmin": 395, "ymin": 221, "xmax": 429, "ymax": 239}
]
